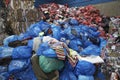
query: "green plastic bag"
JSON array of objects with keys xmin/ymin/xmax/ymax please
[{"xmin": 39, "ymin": 55, "xmax": 64, "ymax": 73}]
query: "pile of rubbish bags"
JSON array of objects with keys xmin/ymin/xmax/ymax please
[
  {"xmin": 0, "ymin": 3, "xmax": 120, "ymax": 80},
  {"xmin": 0, "ymin": 18, "xmax": 107, "ymax": 80}
]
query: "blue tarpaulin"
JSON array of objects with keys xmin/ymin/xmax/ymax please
[{"xmin": 34, "ymin": 0, "xmax": 115, "ymax": 7}]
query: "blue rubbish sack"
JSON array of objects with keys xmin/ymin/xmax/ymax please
[
  {"xmin": 3, "ymin": 35, "xmax": 18, "ymax": 46},
  {"xmin": 83, "ymin": 40, "xmax": 93, "ymax": 48},
  {"xmin": 74, "ymin": 60, "xmax": 96, "ymax": 76},
  {"xmin": 59, "ymin": 61, "xmax": 77, "ymax": 80},
  {"xmin": 78, "ymin": 75, "xmax": 94, "ymax": 80},
  {"xmin": 99, "ymin": 37, "xmax": 107, "ymax": 50},
  {"xmin": 13, "ymin": 64, "xmax": 37, "ymax": 80},
  {"xmin": 60, "ymin": 70, "xmax": 77, "ymax": 80},
  {"xmin": 0, "ymin": 75, "xmax": 5, "ymax": 80},
  {"xmin": 0, "ymin": 47, "xmax": 13, "ymax": 58},
  {"xmin": 27, "ymin": 39, "xmax": 33, "ymax": 49},
  {"xmin": 12, "ymin": 46, "xmax": 32, "ymax": 59},
  {"xmin": 38, "ymin": 20, "xmax": 51, "ymax": 31},
  {"xmin": 69, "ymin": 39, "xmax": 82, "ymax": 52},
  {"xmin": 42, "ymin": 48, "xmax": 57, "ymax": 57},
  {"xmin": 18, "ymin": 33, "xmax": 31, "ymax": 40},
  {"xmin": 97, "ymin": 72, "xmax": 106, "ymax": 80},
  {"xmin": 89, "ymin": 27, "xmax": 98, "ymax": 32},
  {"xmin": 37, "ymin": 42, "xmax": 57, "ymax": 57},
  {"xmin": 26, "ymin": 24, "xmax": 42, "ymax": 37},
  {"xmin": 26, "ymin": 21, "xmax": 50, "ymax": 37},
  {"xmin": 0, "ymin": 66, "xmax": 7, "ymax": 74},
  {"xmin": 63, "ymin": 27, "xmax": 76, "ymax": 40},
  {"xmin": 8, "ymin": 59, "xmax": 30, "ymax": 74},
  {"xmin": 80, "ymin": 45, "xmax": 100, "ymax": 56},
  {"xmin": 37, "ymin": 42, "xmax": 50, "ymax": 55},
  {"xmin": 69, "ymin": 19, "xmax": 79, "ymax": 25},
  {"xmin": 0, "ymin": 72, "xmax": 9, "ymax": 80},
  {"xmin": 88, "ymin": 29, "xmax": 100, "ymax": 37},
  {"xmin": 51, "ymin": 25, "xmax": 61, "ymax": 40}
]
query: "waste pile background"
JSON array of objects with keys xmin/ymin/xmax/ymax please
[{"xmin": 0, "ymin": 3, "xmax": 120, "ymax": 80}]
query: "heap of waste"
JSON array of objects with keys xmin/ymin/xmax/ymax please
[{"xmin": 0, "ymin": 3, "xmax": 120, "ymax": 80}]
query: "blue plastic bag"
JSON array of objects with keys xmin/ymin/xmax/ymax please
[
  {"xmin": 0, "ymin": 66, "xmax": 7, "ymax": 74},
  {"xmin": 97, "ymin": 72, "xmax": 106, "ymax": 80},
  {"xmin": 74, "ymin": 60, "xmax": 96, "ymax": 76},
  {"xmin": 27, "ymin": 24, "xmax": 42, "ymax": 37},
  {"xmin": 38, "ymin": 20, "xmax": 50, "ymax": 31},
  {"xmin": 69, "ymin": 19, "xmax": 79, "ymax": 25},
  {"xmin": 12, "ymin": 46, "xmax": 32, "ymax": 59},
  {"xmin": 59, "ymin": 61, "xmax": 77, "ymax": 80},
  {"xmin": 13, "ymin": 63, "xmax": 37, "ymax": 80},
  {"xmin": 0, "ymin": 47, "xmax": 13, "ymax": 58},
  {"xmin": 69, "ymin": 39, "xmax": 82, "ymax": 52},
  {"xmin": 99, "ymin": 37, "xmax": 107, "ymax": 50},
  {"xmin": 3, "ymin": 35, "xmax": 18, "ymax": 46},
  {"xmin": 18, "ymin": 33, "xmax": 31, "ymax": 40},
  {"xmin": 83, "ymin": 40, "xmax": 93, "ymax": 48},
  {"xmin": 60, "ymin": 70, "xmax": 77, "ymax": 80},
  {"xmin": 63, "ymin": 27, "xmax": 76, "ymax": 40},
  {"xmin": 26, "ymin": 21, "xmax": 50, "ymax": 37},
  {"xmin": 0, "ymin": 72, "xmax": 9, "ymax": 80},
  {"xmin": 27, "ymin": 39, "xmax": 33, "ymax": 49},
  {"xmin": 37, "ymin": 42, "xmax": 57, "ymax": 57},
  {"xmin": 8, "ymin": 59, "xmax": 30, "ymax": 74},
  {"xmin": 0, "ymin": 75, "xmax": 5, "ymax": 80},
  {"xmin": 80, "ymin": 45, "xmax": 100, "ymax": 56},
  {"xmin": 51, "ymin": 25, "xmax": 61, "ymax": 40},
  {"xmin": 78, "ymin": 75, "xmax": 94, "ymax": 80}
]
